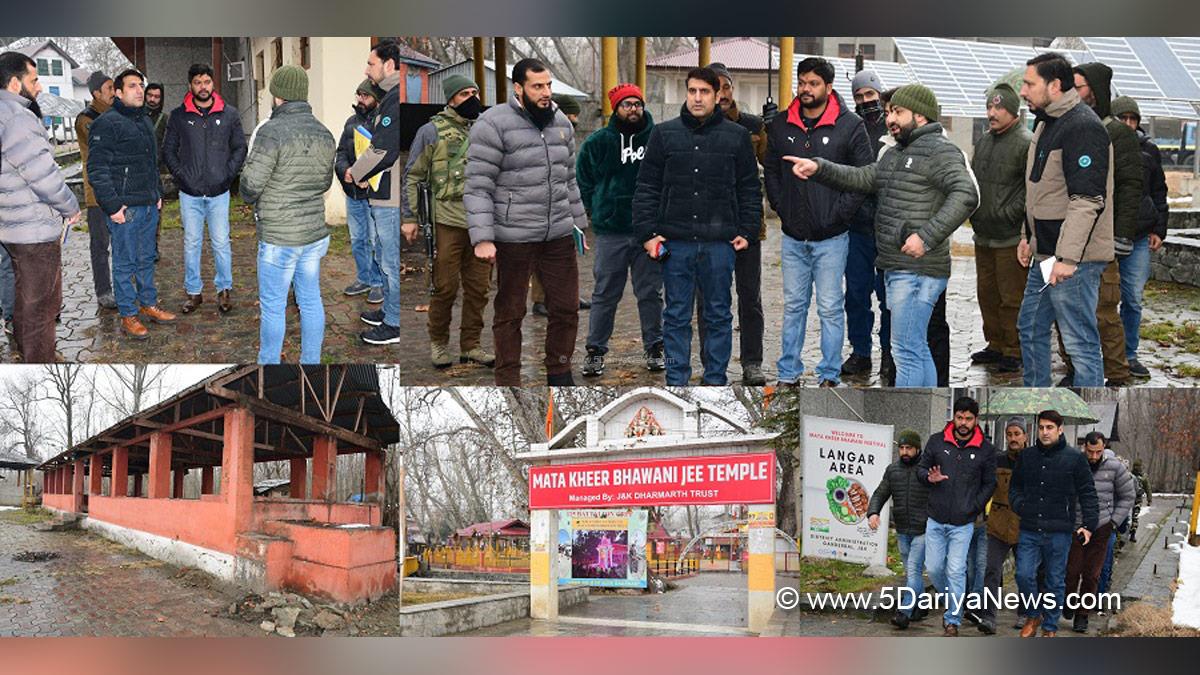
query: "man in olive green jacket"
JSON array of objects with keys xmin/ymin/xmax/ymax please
[
  {"xmin": 240, "ymin": 65, "xmax": 336, "ymax": 365},
  {"xmin": 970, "ymin": 84, "xmax": 1031, "ymax": 374}
]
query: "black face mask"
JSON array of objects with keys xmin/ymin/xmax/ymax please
[
  {"xmin": 521, "ymin": 92, "xmax": 556, "ymax": 129},
  {"xmin": 857, "ymin": 99, "xmax": 883, "ymax": 123},
  {"xmin": 452, "ymin": 95, "xmax": 482, "ymax": 120}
]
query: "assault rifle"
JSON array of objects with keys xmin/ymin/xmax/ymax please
[{"xmin": 416, "ymin": 181, "xmax": 437, "ymax": 295}]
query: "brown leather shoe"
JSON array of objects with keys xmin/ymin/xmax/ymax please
[
  {"xmin": 181, "ymin": 294, "xmax": 203, "ymax": 314},
  {"xmin": 218, "ymin": 289, "xmax": 232, "ymax": 313},
  {"xmin": 121, "ymin": 316, "xmax": 149, "ymax": 340},
  {"xmin": 140, "ymin": 305, "xmax": 177, "ymax": 324},
  {"xmin": 943, "ymin": 623, "xmax": 958, "ymax": 637},
  {"xmin": 1019, "ymin": 617, "xmax": 1042, "ymax": 638}
]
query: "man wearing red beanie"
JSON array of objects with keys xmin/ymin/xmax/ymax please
[{"xmin": 577, "ymin": 83, "xmax": 662, "ymax": 378}]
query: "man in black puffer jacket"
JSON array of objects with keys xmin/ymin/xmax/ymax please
[
  {"xmin": 162, "ymin": 63, "xmax": 247, "ymax": 316},
  {"xmin": 336, "ymin": 79, "xmax": 384, "ymax": 303},
  {"xmin": 1008, "ymin": 409, "xmax": 1099, "ymax": 638},
  {"xmin": 634, "ymin": 67, "xmax": 761, "ymax": 386},
  {"xmin": 764, "ymin": 57, "xmax": 873, "ymax": 388},
  {"xmin": 867, "ymin": 428, "xmax": 931, "ymax": 629},
  {"xmin": 88, "ymin": 68, "xmax": 177, "ymax": 340}
]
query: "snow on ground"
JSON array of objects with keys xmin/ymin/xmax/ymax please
[
  {"xmin": 1174, "ymin": 525, "xmax": 1200, "ymax": 629},
  {"xmin": 0, "ymin": 506, "xmax": 17, "ymax": 511}
]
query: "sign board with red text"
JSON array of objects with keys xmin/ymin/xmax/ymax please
[{"xmin": 528, "ymin": 453, "xmax": 776, "ymax": 509}]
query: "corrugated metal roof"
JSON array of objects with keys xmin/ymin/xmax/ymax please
[{"xmin": 647, "ymin": 37, "xmax": 773, "ymax": 70}]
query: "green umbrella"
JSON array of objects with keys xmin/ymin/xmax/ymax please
[
  {"xmin": 979, "ymin": 389, "xmax": 1099, "ymax": 425},
  {"xmin": 993, "ymin": 68, "xmax": 1024, "ymax": 95}
]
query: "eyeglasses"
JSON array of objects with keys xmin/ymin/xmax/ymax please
[{"xmin": 618, "ymin": 100, "xmax": 644, "ymax": 110}]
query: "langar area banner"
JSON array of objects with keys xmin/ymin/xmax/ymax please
[
  {"xmin": 557, "ymin": 509, "xmax": 648, "ymax": 588},
  {"xmin": 801, "ymin": 416, "xmax": 893, "ymax": 567}
]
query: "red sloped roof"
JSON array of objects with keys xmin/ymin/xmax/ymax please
[
  {"xmin": 456, "ymin": 518, "xmax": 530, "ymax": 538},
  {"xmin": 648, "ymin": 521, "xmax": 675, "ymax": 540},
  {"xmin": 647, "ymin": 37, "xmax": 773, "ymax": 70}
]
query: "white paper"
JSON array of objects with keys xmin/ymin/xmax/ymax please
[{"xmin": 1039, "ymin": 256, "xmax": 1056, "ymax": 283}]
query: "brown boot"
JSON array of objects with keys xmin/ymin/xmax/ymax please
[
  {"xmin": 181, "ymin": 294, "xmax": 203, "ymax": 314},
  {"xmin": 218, "ymin": 289, "xmax": 232, "ymax": 313},
  {"xmin": 942, "ymin": 623, "xmax": 958, "ymax": 637},
  {"xmin": 1019, "ymin": 617, "xmax": 1042, "ymax": 638},
  {"xmin": 140, "ymin": 305, "xmax": 178, "ymax": 324},
  {"xmin": 1042, "ymin": 630, "xmax": 1057, "ymax": 637},
  {"xmin": 121, "ymin": 316, "xmax": 149, "ymax": 340}
]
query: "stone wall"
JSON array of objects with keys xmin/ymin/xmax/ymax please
[
  {"xmin": 1151, "ymin": 209, "xmax": 1200, "ymax": 287},
  {"xmin": 397, "ymin": 580, "xmax": 588, "ymax": 637}
]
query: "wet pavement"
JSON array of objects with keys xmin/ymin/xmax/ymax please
[
  {"xmin": 400, "ymin": 221, "xmax": 1200, "ymax": 386},
  {"xmin": 0, "ymin": 197, "xmax": 397, "ymax": 364},
  {"xmin": 0, "ymin": 516, "xmax": 262, "ymax": 637}
]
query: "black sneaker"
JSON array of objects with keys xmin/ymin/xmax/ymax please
[
  {"xmin": 547, "ymin": 371, "xmax": 575, "ymax": 386},
  {"xmin": 742, "ymin": 364, "xmax": 767, "ymax": 386},
  {"xmin": 360, "ymin": 309, "xmax": 385, "ymax": 327},
  {"xmin": 971, "ymin": 348, "xmax": 1002, "ymax": 364},
  {"xmin": 1061, "ymin": 606, "xmax": 1075, "ymax": 622},
  {"xmin": 531, "ymin": 302, "xmax": 549, "ymax": 317},
  {"xmin": 964, "ymin": 610, "xmax": 982, "ymax": 626},
  {"xmin": 645, "ymin": 344, "xmax": 666, "ymax": 372},
  {"xmin": 1128, "ymin": 358, "xmax": 1150, "ymax": 378},
  {"xmin": 978, "ymin": 619, "xmax": 996, "ymax": 635},
  {"xmin": 841, "ymin": 354, "xmax": 871, "ymax": 375},
  {"xmin": 890, "ymin": 611, "xmax": 910, "ymax": 630},
  {"xmin": 582, "ymin": 352, "xmax": 605, "ymax": 377},
  {"xmin": 880, "ymin": 350, "xmax": 896, "ymax": 387},
  {"xmin": 578, "ymin": 298, "xmax": 591, "ymax": 310},
  {"xmin": 1056, "ymin": 374, "xmax": 1074, "ymax": 387},
  {"xmin": 361, "ymin": 323, "xmax": 399, "ymax": 345},
  {"xmin": 1072, "ymin": 614, "xmax": 1088, "ymax": 634},
  {"xmin": 997, "ymin": 356, "xmax": 1022, "ymax": 373}
]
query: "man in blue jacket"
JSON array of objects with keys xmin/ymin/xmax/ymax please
[
  {"xmin": 88, "ymin": 68, "xmax": 177, "ymax": 340},
  {"xmin": 1009, "ymin": 409, "xmax": 1099, "ymax": 637}
]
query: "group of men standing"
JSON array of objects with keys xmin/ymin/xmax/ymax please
[
  {"xmin": 867, "ymin": 396, "xmax": 1150, "ymax": 637},
  {"xmin": 0, "ymin": 40, "xmax": 401, "ymax": 363},
  {"xmin": 411, "ymin": 49, "xmax": 1169, "ymax": 387}
]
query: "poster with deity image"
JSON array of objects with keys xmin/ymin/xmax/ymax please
[{"xmin": 557, "ymin": 509, "xmax": 648, "ymax": 588}]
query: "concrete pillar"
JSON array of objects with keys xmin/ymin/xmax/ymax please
[
  {"xmin": 148, "ymin": 432, "xmax": 172, "ymax": 499},
  {"xmin": 746, "ymin": 504, "xmax": 777, "ymax": 633},
  {"xmin": 201, "ymin": 466, "xmax": 214, "ymax": 495},
  {"xmin": 111, "ymin": 448, "xmax": 128, "ymax": 497},
  {"xmin": 601, "ymin": 37, "xmax": 618, "ymax": 122},
  {"xmin": 529, "ymin": 509, "xmax": 558, "ymax": 620},
  {"xmin": 221, "ymin": 407, "xmax": 257, "ymax": 533},
  {"xmin": 363, "ymin": 450, "xmax": 384, "ymax": 503},
  {"xmin": 133, "ymin": 473, "xmax": 143, "ymax": 498},
  {"xmin": 778, "ymin": 37, "xmax": 794, "ymax": 107},
  {"xmin": 71, "ymin": 459, "xmax": 84, "ymax": 513},
  {"xmin": 311, "ymin": 435, "xmax": 338, "ymax": 502},
  {"xmin": 173, "ymin": 469, "xmax": 187, "ymax": 499},
  {"xmin": 88, "ymin": 454, "xmax": 103, "ymax": 496},
  {"xmin": 289, "ymin": 458, "xmax": 307, "ymax": 499}
]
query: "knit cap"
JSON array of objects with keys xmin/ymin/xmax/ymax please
[
  {"xmin": 851, "ymin": 70, "xmax": 883, "ymax": 94},
  {"xmin": 1005, "ymin": 417, "xmax": 1026, "ymax": 433},
  {"xmin": 1111, "ymin": 95, "xmax": 1141, "ymax": 120},
  {"xmin": 356, "ymin": 78, "xmax": 384, "ymax": 102},
  {"xmin": 706, "ymin": 62, "xmax": 733, "ymax": 85},
  {"xmin": 269, "ymin": 65, "xmax": 309, "ymax": 102},
  {"xmin": 552, "ymin": 93, "xmax": 581, "ymax": 115},
  {"xmin": 986, "ymin": 83, "xmax": 1020, "ymax": 116},
  {"xmin": 87, "ymin": 70, "xmax": 111, "ymax": 95},
  {"xmin": 607, "ymin": 83, "xmax": 643, "ymax": 111},
  {"xmin": 890, "ymin": 84, "xmax": 939, "ymax": 121},
  {"xmin": 441, "ymin": 73, "xmax": 478, "ymax": 101},
  {"xmin": 897, "ymin": 429, "xmax": 922, "ymax": 449}
]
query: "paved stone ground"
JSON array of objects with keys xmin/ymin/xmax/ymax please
[
  {"xmin": 775, "ymin": 497, "xmax": 1176, "ymax": 638},
  {"xmin": 0, "ymin": 516, "xmax": 262, "ymax": 637},
  {"xmin": 1121, "ymin": 497, "xmax": 1194, "ymax": 610},
  {"xmin": 400, "ymin": 222, "xmax": 1200, "ymax": 386},
  {"xmin": 0, "ymin": 198, "xmax": 396, "ymax": 364}
]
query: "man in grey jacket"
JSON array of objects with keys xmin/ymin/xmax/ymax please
[
  {"xmin": 1062, "ymin": 431, "xmax": 1134, "ymax": 634},
  {"xmin": 465, "ymin": 58, "xmax": 588, "ymax": 386},
  {"xmin": 0, "ymin": 52, "xmax": 81, "ymax": 363}
]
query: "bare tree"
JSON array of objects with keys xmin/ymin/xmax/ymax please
[
  {"xmin": 101, "ymin": 365, "xmax": 169, "ymax": 418},
  {"xmin": 41, "ymin": 364, "xmax": 84, "ymax": 451},
  {"xmin": 0, "ymin": 374, "xmax": 45, "ymax": 460}
]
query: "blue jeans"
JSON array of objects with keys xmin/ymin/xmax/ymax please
[
  {"xmin": 586, "ymin": 233, "xmax": 663, "ymax": 355},
  {"xmin": 1117, "ymin": 236, "xmax": 1151, "ymax": 361},
  {"xmin": 1016, "ymin": 529, "xmax": 1073, "ymax": 633},
  {"xmin": 896, "ymin": 533, "xmax": 927, "ymax": 618},
  {"xmin": 1098, "ymin": 530, "xmax": 1118, "ymax": 595},
  {"xmin": 371, "ymin": 204, "xmax": 400, "ymax": 328},
  {"xmin": 923, "ymin": 518, "xmax": 974, "ymax": 626},
  {"xmin": 885, "ymin": 271, "xmax": 947, "ymax": 387},
  {"xmin": 179, "ymin": 191, "xmax": 233, "ymax": 295},
  {"xmin": 1017, "ymin": 260, "xmax": 1105, "ymax": 386},
  {"xmin": 965, "ymin": 522, "xmax": 988, "ymax": 601},
  {"xmin": 347, "ymin": 196, "xmax": 382, "ymax": 288},
  {"xmin": 257, "ymin": 236, "xmax": 330, "ymax": 364},
  {"xmin": 108, "ymin": 205, "xmax": 160, "ymax": 317},
  {"xmin": 662, "ymin": 240, "xmax": 734, "ymax": 385},
  {"xmin": 844, "ymin": 230, "xmax": 887, "ymax": 357},
  {"xmin": 0, "ymin": 245, "xmax": 13, "ymax": 321},
  {"xmin": 777, "ymin": 232, "xmax": 848, "ymax": 384}
]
